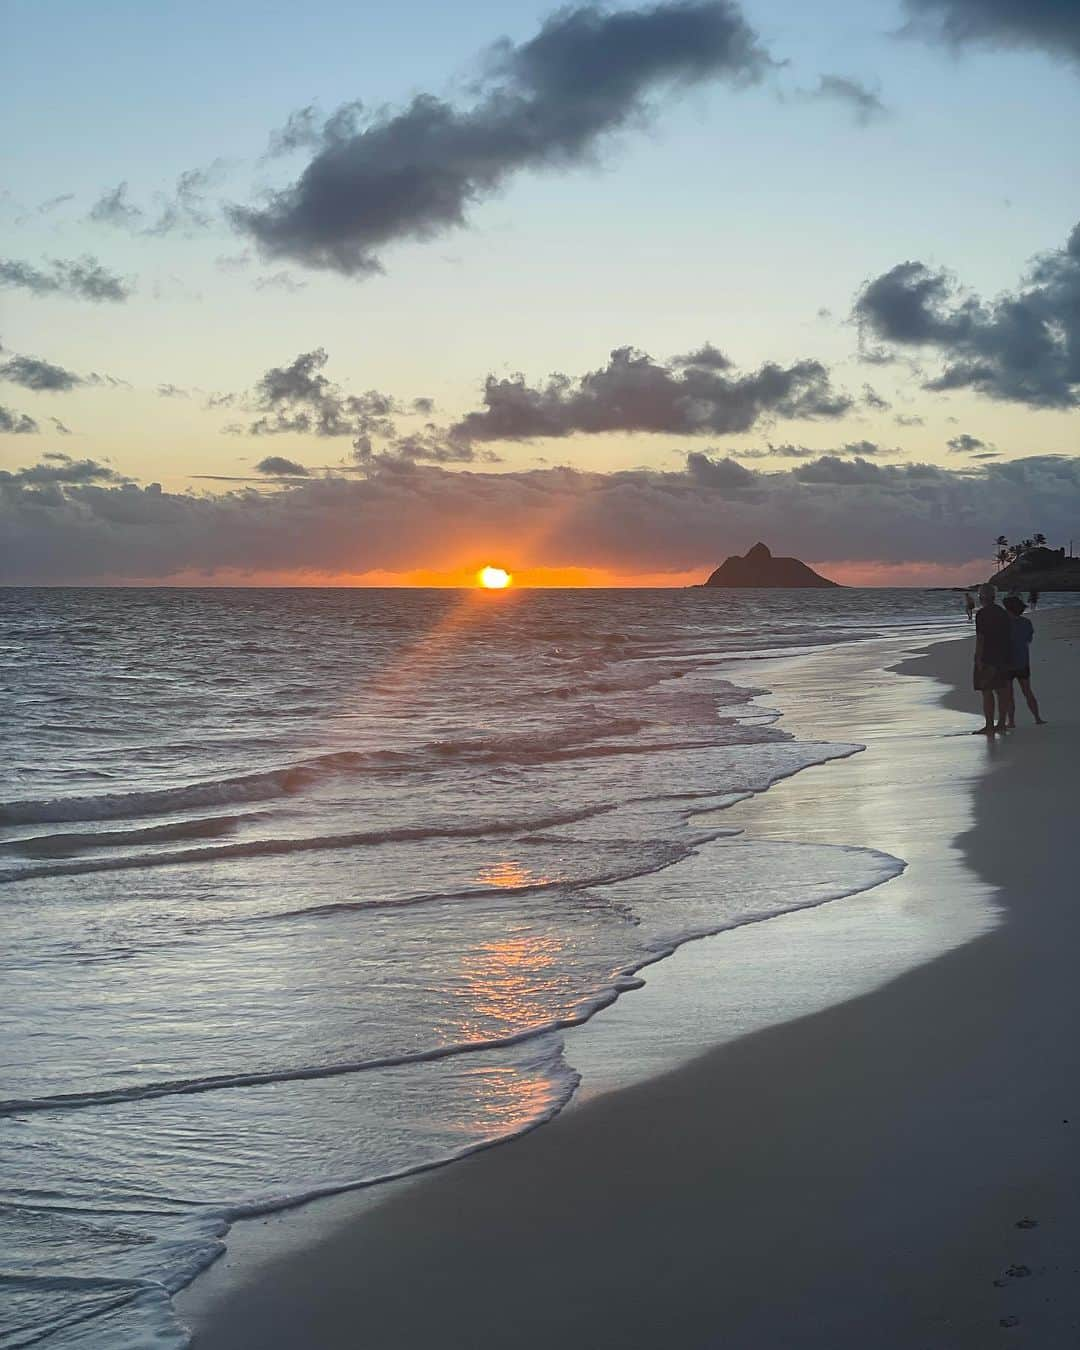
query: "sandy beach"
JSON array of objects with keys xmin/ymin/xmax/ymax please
[{"xmin": 184, "ymin": 606, "xmax": 1080, "ymax": 1349}]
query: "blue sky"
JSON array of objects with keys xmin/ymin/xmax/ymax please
[{"xmin": 2, "ymin": 0, "xmax": 1078, "ymax": 583}]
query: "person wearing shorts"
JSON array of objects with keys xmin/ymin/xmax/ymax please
[
  {"xmin": 1002, "ymin": 595, "xmax": 1045, "ymax": 726},
  {"xmin": 972, "ymin": 584, "xmax": 1011, "ymax": 735}
]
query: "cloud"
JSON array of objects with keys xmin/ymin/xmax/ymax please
[
  {"xmin": 853, "ymin": 221, "xmax": 1080, "ymax": 407},
  {"xmin": 671, "ymin": 342, "xmax": 733, "ymax": 369},
  {"xmin": 794, "ymin": 455, "xmax": 899, "ymax": 484},
  {"xmin": 729, "ymin": 442, "xmax": 820, "ymax": 459},
  {"xmin": 231, "ymin": 0, "xmax": 772, "ymax": 275},
  {"xmin": 215, "ymin": 252, "xmax": 252, "ymax": 272},
  {"xmin": 0, "ymin": 349, "xmax": 123, "ymax": 394},
  {"xmin": 89, "ymin": 183, "xmax": 144, "ymax": 228},
  {"xmin": 946, "ymin": 432, "xmax": 986, "ymax": 452},
  {"xmin": 253, "ymin": 271, "xmax": 306, "ymax": 292},
  {"xmin": 0, "ymin": 354, "xmax": 83, "ymax": 392},
  {"xmin": 49, "ymin": 417, "xmax": 73, "ymax": 435},
  {"xmin": 157, "ymin": 384, "xmax": 190, "ymax": 399},
  {"xmin": 451, "ymin": 344, "xmax": 852, "ymax": 441},
  {"xmin": 733, "ymin": 439, "xmax": 895, "ymax": 460},
  {"xmin": 91, "ymin": 165, "xmax": 228, "ymax": 236},
  {"xmin": 1, "ymin": 454, "xmax": 126, "ymax": 485},
  {"xmin": 861, "ymin": 383, "xmax": 891, "ymax": 410},
  {"xmin": 7, "ymin": 450, "xmax": 1077, "ymax": 583},
  {"xmin": 805, "ymin": 74, "xmax": 888, "ymax": 124},
  {"xmin": 0, "ymin": 256, "xmax": 132, "ymax": 303},
  {"xmin": 265, "ymin": 103, "xmax": 365, "ymax": 157},
  {"xmin": 255, "ymin": 456, "xmax": 310, "ymax": 476},
  {"xmin": 894, "ymin": 412, "xmax": 925, "ymax": 426},
  {"xmin": 0, "ymin": 405, "xmax": 39, "ymax": 434},
  {"xmin": 145, "ymin": 166, "xmax": 220, "ymax": 235},
  {"xmin": 362, "ymin": 427, "xmax": 493, "ymax": 465},
  {"xmin": 902, "ymin": 0, "xmax": 1080, "ymax": 66},
  {"xmin": 38, "ymin": 193, "xmax": 75, "ymax": 215},
  {"xmin": 243, "ymin": 348, "xmax": 400, "ymax": 439},
  {"xmin": 685, "ymin": 450, "xmax": 759, "ymax": 490},
  {"xmin": 227, "ymin": 349, "xmax": 482, "ymax": 464}
]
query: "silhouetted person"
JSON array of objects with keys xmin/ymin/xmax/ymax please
[
  {"xmin": 1028, "ymin": 589, "xmax": 1039, "ymax": 609},
  {"xmin": 972, "ymin": 583, "xmax": 1011, "ymax": 735},
  {"xmin": 963, "ymin": 590, "xmax": 975, "ymax": 622},
  {"xmin": 1003, "ymin": 595, "xmax": 1045, "ymax": 727}
]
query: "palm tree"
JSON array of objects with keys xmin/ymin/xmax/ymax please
[
  {"xmin": 1033, "ymin": 532, "xmax": 1047, "ymax": 547},
  {"xmin": 995, "ymin": 534, "xmax": 1008, "ymax": 563}
]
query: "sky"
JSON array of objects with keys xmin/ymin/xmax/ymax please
[{"xmin": 2, "ymin": 0, "xmax": 1078, "ymax": 585}]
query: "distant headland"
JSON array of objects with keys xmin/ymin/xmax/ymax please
[
  {"xmin": 989, "ymin": 543, "xmax": 1080, "ymax": 593},
  {"xmin": 700, "ymin": 542, "xmax": 841, "ymax": 589}
]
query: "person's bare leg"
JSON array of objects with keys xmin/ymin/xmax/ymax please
[
  {"xmin": 995, "ymin": 686, "xmax": 1011, "ymax": 732},
  {"xmin": 973, "ymin": 687, "xmax": 996, "ymax": 734},
  {"xmin": 1019, "ymin": 677, "xmax": 1045, "ymax": 724}
]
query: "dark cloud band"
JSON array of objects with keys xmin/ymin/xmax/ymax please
[
  {"xmin": 854, "ymin": 221, "xmax": 1080, "ymax": 408},
  {"xmin": 904, "ymin": 0, "xmax": 1080, "ymax": 66},
  {"xmin": 451, "ymin": 345, "xmax": 853, "ymax": 440},
  {"xmin": 232, "ymin": 1, "xmax": 771, "ymax": 275},
  {"xmin": 4, "ymin": 452, "xmax": 1077, "ymax": 581}
]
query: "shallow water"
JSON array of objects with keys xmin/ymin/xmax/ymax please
[{"xmin": 1, "ymin": 586, "xmax": 982, "ymax": 1346}]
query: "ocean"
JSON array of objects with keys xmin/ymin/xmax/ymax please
[{"xmin": 1, "ymin": 586, "xmax": 981, "ymax": 1347}]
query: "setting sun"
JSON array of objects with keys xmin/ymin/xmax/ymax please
[{"xmin": 478, "ymin": 566, "xmax": 512, "ymax": 589}]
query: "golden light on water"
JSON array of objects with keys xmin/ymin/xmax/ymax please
[
  {"xmin": 477, "ymin": 565, "xmax": 512, "ymax": 589},
  {"xmin": 473, "ymin": 860, "xmax": 554, "ymax": 889}
]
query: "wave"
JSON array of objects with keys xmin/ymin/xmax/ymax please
[
  {"xmin": 0, "ymin": 1015, "xmax": 609, "ymax": 1119},
  {"xmin": 1, "ymin": 839, "xmax": 904, "ymax": 1120},
  {"xmin": 0, "ymin": 763, "xmax": 329, "ymax": 827},
  {"xmin": 0, "ymin": 1039, "xmax": 580, "ymax": 1348},
  {"xmin": 0, "ymin": 718, "xmax": 649, "ymax": 827},
  {"xmin": 229, "ymin": 836, "xmax": 701, "ymax": 926},
  {"xmin": 0, "ymin": 813, "xmax": 262, "ymax": 858},
  {"xmin": 0, "ymin": 804, "xmax": 618, "ymax": 884}
]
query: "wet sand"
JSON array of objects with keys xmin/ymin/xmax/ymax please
[{"xmin": 185, "ymin": 607, "xmax": 1080, "ymax": 1348}]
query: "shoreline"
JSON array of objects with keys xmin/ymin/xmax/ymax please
[{"xmin": 183, "ymin": 608, "xmax": 1080, "ymax": 1347}]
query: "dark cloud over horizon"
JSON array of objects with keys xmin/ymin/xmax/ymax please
[
  {"xmin": 903, "ymin": 0, "xmax": 1080, "ymax": 66},
  {"xmin": 854, "ymin": 221, "xmax": 1080, "ymax": 407},
  {"xmin": 0, "ymin": 255, "xmax": 132, "ymax": 303},
  {"xmin": 1, "ymin": 454, "xmax": 127, "ymax": 486},
  {"xmin": 731, "ymin": 439, "xmax": 897, "ymax": 460},
  {"xmin": 451, "ymin": 345, "xmax": 853, "ymax": 441},
  {"xmin": 232, "ymin": 1, "xmax": 771, "ymax": 275},
  {"xmin": 4, "ymin": 450, "xmax": 1077, "ymax": 582}
]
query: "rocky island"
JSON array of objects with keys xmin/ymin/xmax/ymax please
[
  {"xmin": 702, "ymin": 542, "xmax": 840, "ymax": 588},
  {"xmin": 990, "ymin": 545, "xmax": 1080, "ymax": 593}
]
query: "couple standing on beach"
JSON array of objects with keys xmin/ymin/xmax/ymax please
[{"xmin": 972, "ymin": 584, "xmax": 1045, "ymax": 735}]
